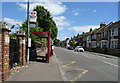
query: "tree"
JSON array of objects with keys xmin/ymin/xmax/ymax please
[
  {"xmin": 90, "ymin": 28, "xmax": 92, "ymax": 32},
  {"xmin": 54, "ymin": 38, "xmax": 61, "ymax": 46},
  {"xmin": 34, "ymin": 6, "xmax": 58, "ymax": 40},
  {"xmin": 20, "ymin": 6, "xmax": 58, "ymax": 43}
]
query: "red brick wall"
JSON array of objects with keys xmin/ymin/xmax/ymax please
[
  {"xmin": 0, "ymin": 30, "xmax": 2, "ymax": 82},
  {"xmin": 2, "ymin": 29, "xmax": 10, "ymax": 81},
  {"xmin": 22, "ymin": 36, "xmax": 26, "ymax": 65},
  {"xmin": 17, "ymin": 35, "xmax": 26, "ymax": 66}
]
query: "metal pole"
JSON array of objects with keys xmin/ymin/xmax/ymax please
[
  {"xmin": 27, "ymin": 0, "xmax": 30, "ymax": 64},
  {"xmin": 47, "ymin": 33, "xmax": 50, "ymax": 63}
]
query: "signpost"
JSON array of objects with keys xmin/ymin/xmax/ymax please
[{"xmin": 27, "ymin": 1, "xmax": 37, "ymax": 64}]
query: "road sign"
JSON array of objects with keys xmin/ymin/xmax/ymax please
[
  {"xmin": 28, "ymin": 38, "xmax": 31, "ymax": 47},
  {"xmin": 29, "ymin": 11, "xmax": 37, "ymax": 22},
  {"xmin": 30, "ymin": 11, "xmax": 37, "ymax": 17},
  {"xmin": 30, "ymin": 23, "xmax": 36, "ymax": 28},
  {"xmin": 30, "ymin": 17, "xmax": 37, "ymax": 22}
]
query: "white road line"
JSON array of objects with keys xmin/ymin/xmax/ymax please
[
  {"xmin": 82, "ymin": 55, "xmax": 94, "ymax": 59},
  {"xmin": 73, "ymin": 51, "xmax": 94, "ymax": 59},
  {"xmin": 102, "ymin": 61, "xmax": 119, "ymax": 68}
]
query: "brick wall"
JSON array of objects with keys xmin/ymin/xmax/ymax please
[
  {"xmin": 2, "ymin": 28, "xmax": 10, "ymax": 81},
  {"xmin": 17, "ymin": 35, "xmax": 26, "ymax": 66},
  {"xmin": 86, "ymin": 48, "xmax": 120, "ymax": 56},
  {"xmin": 0, "ymin": 29, "xmax": 2, "ymax": 82}
]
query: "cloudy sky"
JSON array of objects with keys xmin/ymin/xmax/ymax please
[{"xmin": 1, "ymin": 0, "xmax": 118, "ymax": 40}]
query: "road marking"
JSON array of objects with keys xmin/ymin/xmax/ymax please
[
  {"xmin": 62, "ymin": 61, "xmax": 76, "ymax": 68},
  {"xmin": 62, "ymin": 61, "xmax": 88, "ymax": 82},
  {"xmin": 102, "ymin": 61, "xmax": 119, "ymax": 68},
  {"xmin": 82, "ymin": 55, "xmax": 93, "ymax": 59},
  {"xmin": 70, "ymin": 70, "xmax": 88, "ymax": 82}
]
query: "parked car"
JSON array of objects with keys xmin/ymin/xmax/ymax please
[
  {"xmin": 67, "ymin": 46, "xmax": 74, "ymax": 50},
  {"xmin": 74, "ymin": 46, "xmax": 84, "ymax": 52}
]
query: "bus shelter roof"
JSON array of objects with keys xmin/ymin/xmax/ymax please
[{"xmin": 32, "ymin": 31, "xmax": 50, "ymax": 38}]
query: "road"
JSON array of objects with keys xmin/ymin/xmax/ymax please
[{"xmin": 55, "ymin": 47, "xmax": 119, "ymax": 82}]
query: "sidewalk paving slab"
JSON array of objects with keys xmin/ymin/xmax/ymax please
[{"xmin": 4, "ymin": 50, "xmax": 63, "ymax": 82}]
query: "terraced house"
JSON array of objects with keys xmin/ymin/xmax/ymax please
[
  {"xmin": 100, "ymin": 22, "xmax": 111, "ymax": 49},
  {"xmin": 88, "ymin": 21, "xmax": 120, "ymax": 55},
  {"xmin": 67, "ymin": 21, "xmax": 120, "ymax": 56},
  {"xmin": 108, "ymin": 21, "xmax": 120, "ymax": 49}
]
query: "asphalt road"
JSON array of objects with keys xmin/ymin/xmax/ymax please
[{"xmin": 55, "ymin": 47, "xmax": 119, "ymax": 82}]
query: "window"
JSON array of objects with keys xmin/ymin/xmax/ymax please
[
  {"xmin": 92, "ymin": 34, "xmax": 96, "ymax": 39},
  {"xmin": 111, "ymin": 28, "xmax": 118, "ymax": 36},
  {"xmin": 101, "ymin": 31, "xmax": 107, "ymax": 38},
  {"xmin": 92, "ymin": 41, "xmax": 96, "ymax": 47},
  {"xmin": 111, "ymin": 29, "xmax": 114, "ymax": 36},
  {"xmin": 110, "ymin": 39, "xmax": 118, "ymax": 48},
  {"xmin": 101, "ymin": 40, "xmax": 108, "ymax": 48}
]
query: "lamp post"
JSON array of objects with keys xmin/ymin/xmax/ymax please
[{"xmin": 27, "ymin": 0, "xmax": 30, "ymax": 64}]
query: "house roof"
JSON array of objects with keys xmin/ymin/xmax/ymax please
[{"xmin": 108, "ymin": 21, "xmax": 120, "ymax": 29}]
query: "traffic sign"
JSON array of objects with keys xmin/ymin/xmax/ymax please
[
  {"xmin": 28, "ymin": 38, "xmax": 31, "ymax": 47},
  {"xmin": 30, "ymin": 11, "xmax": 37, "ymax": 17},
  {"xmin": 30, "ymin": 17, "xmax": 37, "ymax": 22},
  {"xmin": 30, "ymin": 23, "xmax": 36, "ymax": 28}
]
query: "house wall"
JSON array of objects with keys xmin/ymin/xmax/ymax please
[{"xmin": 109, "ymin": 22, "xmax": 119, "ymax": 49}]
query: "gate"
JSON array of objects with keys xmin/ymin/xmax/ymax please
[{"xmin": 9, "ymin": 38, "xmax": 20, "ymax": 69}]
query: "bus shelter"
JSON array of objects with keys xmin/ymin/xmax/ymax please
[{"xmin": 32, "ymin": 31, "xmax": 50, "ymax": 63}]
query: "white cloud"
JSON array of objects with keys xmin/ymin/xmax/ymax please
[
  {"xmin": 68, "ymin": 25, "xmax": 99, "ymax": 33},
  {"xmin": 53, "ymin": 16, "xmax": 70, "ymax": 26},
  {"xmin": 92, "ymin": 10, "xmax": 97, "ymax": 13},
  {"xmin": 74, "ymin": 12, "xmax": 79, "ymax": 15},
  {"xmin": 17, "ymin": 1, "xmax": 69, "ymax": 31},
  {"xmin": 53, "ymin": 16, "xmax": 70, "ymax": 31},
  {"xmin": 57, "ymin": 35, "xmax": 69, "ymax": 41},
  {"xmin": 3, "ymin": 18, "xmax": 22, "ymax": 26},
  {"xmin": 58, "ymin": 27, "xmax": 64, "ymax": 31},
  {"xmin": 17, "ymin": 0, "xmax": 67, "ymax": 16}
]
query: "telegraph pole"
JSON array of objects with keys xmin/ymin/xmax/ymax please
[{"xmin": 27, "ymin": 0, "xmax": 30, "ymax": 64}]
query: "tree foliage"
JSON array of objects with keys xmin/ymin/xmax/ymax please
[{"xmin": 53, "ymin": 38, "xmax": 61, "ymax": 46}]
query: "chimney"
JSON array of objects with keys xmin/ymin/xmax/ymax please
[{"xmin": 100, "ymin": 22, "xmax": 106, "ymax": 28}]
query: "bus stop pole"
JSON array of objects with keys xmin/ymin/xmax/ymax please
[{"xmin": 27, "ymin": 0, "xmax": 30, "ymax": 64}]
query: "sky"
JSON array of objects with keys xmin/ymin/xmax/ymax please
[{"xmin": 1, "ymin": 0, "xmax": 118, "ymax": 40}]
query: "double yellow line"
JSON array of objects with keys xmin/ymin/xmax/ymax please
[{"xmin": 62, "ymin": 61, "xmax": 88, "ymax": 82}]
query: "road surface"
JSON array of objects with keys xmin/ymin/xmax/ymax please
[{"xmin": 55, "ymin": 47, "xmax": 119, "ymax": 82}]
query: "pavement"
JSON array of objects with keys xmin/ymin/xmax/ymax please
[
  {"xmin": 55, "ymin": 47, "xmax": 119, "ymax": 82},
  {"xmin": 4, "ymin": 49, "xmax": 63, "ymax": 82}
]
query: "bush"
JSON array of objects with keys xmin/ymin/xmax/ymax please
[
  {"xmin": 92, "ymin": 46, "xmax": 100, "ymax": 49},
  {"xmin": 92, "ymin": 46, "xmax": 97, "ymax": 48}
]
